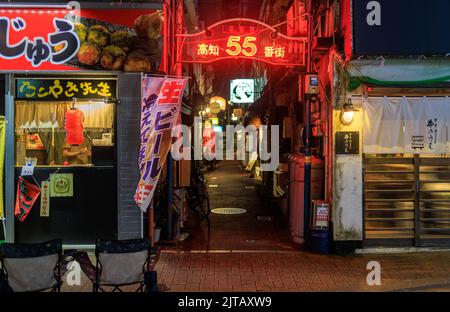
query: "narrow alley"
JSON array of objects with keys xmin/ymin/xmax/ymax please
[{"xmin": 181, "ymin": 160, "xmax": 296, "ymax": 252}]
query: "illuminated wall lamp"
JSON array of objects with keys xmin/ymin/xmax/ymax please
[{"xmin": 340, "ymin": 99, "xmax": 358, "ymax": 125}]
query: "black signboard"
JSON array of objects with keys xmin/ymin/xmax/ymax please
[
  {"xmin": 336, "ymin": 132, "xmax": 359, "ymax": 155},
  {"xmin": 353, "ymin": 0, "xmax": 450, "ymax": 55},
  {"xmin": 15, "ymin": 78, "xmax": 117, "ymax": 101}
]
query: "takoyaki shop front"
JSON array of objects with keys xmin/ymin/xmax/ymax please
[{"xmin": 0, "ymin": 2, "xmax": 164, "ymax": 245}]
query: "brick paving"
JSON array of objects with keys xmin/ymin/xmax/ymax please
[
  {"xmin": 61, "ymin": 250, "xmax": 450, "ymax": 292},
  {"xmin": 61, "ymin": 161, "xmax": 450, "ymax": 292}
]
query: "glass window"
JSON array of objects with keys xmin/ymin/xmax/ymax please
[{"xmin": 15, "ymin": 100, "xmax": 114, "ymax": 166}]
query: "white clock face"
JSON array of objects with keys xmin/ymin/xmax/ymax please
[{"xmin": 230, "ymin": 79, "xmax": 255, "ymax": 103}]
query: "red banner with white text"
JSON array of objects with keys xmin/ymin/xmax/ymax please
[{"xmin": 0, "ymin": 7, "xmax": 162, "ymax": 71}]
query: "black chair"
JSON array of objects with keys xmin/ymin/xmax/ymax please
[
  {"xmin": 92, "ymin": 238, "xmax": 160, "ymax": 292},
  {"xmin": 0, "ymin": 239, "xmax": 63, "ymax": 292}
]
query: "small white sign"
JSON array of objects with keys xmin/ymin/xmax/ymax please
[
  {"xmin": 230, "ymin": 79, "xmax": 255, "ymax": 103},
  {"xmin": 313, "ymin": 201, "xmax": 330, "ymax": 228},
  {"xmin": 316, "ymin": 205, "xmax": 329, "ymax": 228},
  {"xmin": 21, "ymin": 165, "xmax": 34, "ymax": 176}
]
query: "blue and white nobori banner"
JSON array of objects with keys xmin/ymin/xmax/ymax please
[{"xmin": 134, "ymin": 77, "xmax": 187, "ymax": 212}]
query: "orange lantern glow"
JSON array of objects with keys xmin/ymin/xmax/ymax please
[
  {"xmin": 210, "ymin": 96, "xmax": 226, "ymax": 110},
  {"xmin": 65, "ymin": 109, "xmax": 84, "ymax": 145}
]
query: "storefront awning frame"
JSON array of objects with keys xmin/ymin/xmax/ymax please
[{"xmin": 346, "ymin": 58, "xmax": 450, "ymax": 91}]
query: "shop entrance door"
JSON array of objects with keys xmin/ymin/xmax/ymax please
[{"xmin": 363, "ymin": 155, "xmax": 450, "ymax": 247}]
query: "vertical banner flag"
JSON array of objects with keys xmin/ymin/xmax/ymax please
[
  {"xmin": 135, "ymin": 77, "xmax": 187, "ymax": 212},
  {"xmin": 15, "ymin": 177, "xmax": 41, "ymax": 222},
  {"xmin": 40, "ymin": 181, "xmax": 51, "ymax": 217},
  {"xmin": 0, "ymin": 116, "xmax": 5, "ymax": 219}
]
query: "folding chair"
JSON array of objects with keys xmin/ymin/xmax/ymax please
[
  {"xmin": 92, "ymin": 238, "xmax": 160, "ymax": 292},
  {"xmin": 0, "ymin": 239, "xmax": 63, "ymax": 292}
]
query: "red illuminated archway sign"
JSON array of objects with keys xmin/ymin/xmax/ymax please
[{"xmin": 178, "ymin": 18, "xmax": 307, "ymax": 66}]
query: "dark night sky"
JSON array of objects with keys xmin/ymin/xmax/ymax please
[{"xmin": 198, "ymin": 0, "xmax": 263, "ymax": 26}]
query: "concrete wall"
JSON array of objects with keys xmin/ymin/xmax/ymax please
[
  {"xmin": 331, "ymin": 58, "xmax": 364, "ymax": 241},
  {"xmin": 332, "ymin": 108, "xmax": 363, "ymax": 241}
]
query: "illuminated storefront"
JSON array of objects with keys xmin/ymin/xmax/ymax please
[
  {"xmin": 0, "ymin": 2, "xmax": 164, "ymax": 244},
  {"xmin": 329, "ymin": 0, "xmax": 450, "ymax": 250}
]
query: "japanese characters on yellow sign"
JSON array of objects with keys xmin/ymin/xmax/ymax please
[
  {"xmin": 263, "ymin": 46, "xmax": 286, "ymax": 58},
  {"xmin": 197, "ymin": 43, "xmax": 220, "ymax": 56},
  {"xmin": 16, "ymin": 79, "xmax": 117, "ymax": 101}
]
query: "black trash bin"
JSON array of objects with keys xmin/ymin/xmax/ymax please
[{"xmin": 310, "ymin": 228, "xmax": 330, "ymax": 254}]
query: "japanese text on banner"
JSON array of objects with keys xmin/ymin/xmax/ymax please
[{"xmin": 134, "ymin": 77, "xmax": 187, "ymax": 212}]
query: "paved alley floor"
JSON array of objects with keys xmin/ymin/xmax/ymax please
[
  {"xmin": 61, "ymin": 250, "xmax": 450, "ymax": 292},
  {"xmin": 61, "ymin": 161, "xmax": 450, "ymax": 292},
  {"xmin": 180, "ymin": 160, "xmax": 297, "ymax": 251}
]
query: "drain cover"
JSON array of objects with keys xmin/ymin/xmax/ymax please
[{"xmin": 211, "ymin": 208, "xmax": 247, "ymax": 215}]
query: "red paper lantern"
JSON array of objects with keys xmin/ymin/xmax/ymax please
[{"xmin": 65, "ymin": 109, "xmax": 84, "ymax": 145}]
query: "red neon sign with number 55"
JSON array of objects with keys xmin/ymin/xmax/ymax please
[{"xmin": 226, "ymin": 36, "xmax": 257, "ymax": 57}]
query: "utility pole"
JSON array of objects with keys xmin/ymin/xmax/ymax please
[
  {"xmin": 165, "ymin": 0, "xmax": 183, "ymax": 241},
  {"xmin": 164, "ymin": 0, "xmax": 173, "ymax": 241},
  {"xmin": 303, "ymin": 0, "xmax": 314, "ymax": 247}
]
